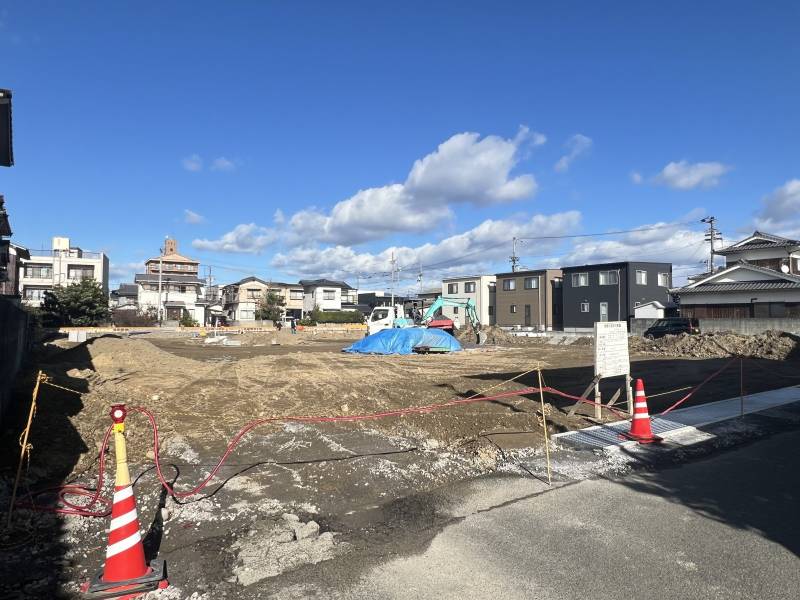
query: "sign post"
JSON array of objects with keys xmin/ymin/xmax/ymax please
[{"xmin": 593, "ymin": 321, "xmax": 631, "ymax": 419}]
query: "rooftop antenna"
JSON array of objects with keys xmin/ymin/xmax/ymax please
[{"xmin": 509, "ymin": 237, "xmax": 520, "ymax": 272}]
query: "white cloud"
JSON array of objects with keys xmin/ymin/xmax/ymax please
[
  {"xmin": 109, "ymin": 261, "xmax": 145, "ymax": 282},
  {"xmin": 753, "ymin": 179, "xmax": 800, "ymax": 237},
  {"xmin": 287, "ymin": 128, "xmax": 540, "ymax": 245},
  {"xmin": 273, "ymin": 211, "xmax": 582, "ymax": 280},
  {"xmin": 561, "ymin": 221, "xmax": 710, "ymax": 283},
  {"xmin": 192, "ymin": 223, "xmax": 277, "ymax": 254},
  {"xmin": 554, "ymin": 134, "xmax": 592, "ymax": 173},
  {"xmin": 273, "ymin": 209, "xmax": 285, "ymax": 225},
  {"xmin": 630, "ymin": 171, "xmax": 643, "ymax": 184},
  {"xmin": 530, "ymin": 131, "xmax": 547, "ymax": 146},
  {"xmin": 653, "ymin": 160, "xmax": 731, "ymax": 190},
  {"xmin": 211, "ymin": 157, "xmax": 236, "ymax": 172},
  {"xmin": 181, "ymin": 154, "xmax": 203, "ymax": 172},
  {"xmin": 183, "ymin": 209, "xmax": 205, "ymax": 224}
]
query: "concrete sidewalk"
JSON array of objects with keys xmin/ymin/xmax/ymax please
[{"xmin": 552, "ymin": 383, "xmax": 800, "ymax": 450}]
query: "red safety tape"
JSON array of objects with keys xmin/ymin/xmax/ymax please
[{"xmin": 658, "ymin": 357, "xmax": 736, "ymax": 416}]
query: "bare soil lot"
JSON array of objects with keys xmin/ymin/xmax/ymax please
[{"xmin": 1, "ymin": 329, "xmax": 798, "ymax": 598}]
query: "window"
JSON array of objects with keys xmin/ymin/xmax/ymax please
[
  {"xmin": 464, "ymin": 282, "xmax": 476, "ymax": 293},
  {"xmin": 488, "ymin": 305, "xmax": 494, "ymax": 316},
  {"xmin": 290, "ymin": 290, "xmax": 304, "ymax": 300},
  {"xmin": 246, "ymin": 288, "xmax": 261, "ymax": 299},
  {"xmin": 634, "ymin": 301, "xmax": 641, "ymax": 307},
  {"xmin": 502, "ymin": 279, "xmax": 516, "ymax": 291},
  {"xmin": 599, "ymin": 270, "xmax": 618, "ymax": 285},
  {"xmin": 24, "ymin": 263, "xmax": 52, "ymax": 278},
  {"xmin": 150, "ymin": 284, "xmax": 158, "ymax": 291},
  {"xmin": 68, "ymin": 265, "xmax": 94, "ymax": 280},
  {"xmin": 524, "ymin": 277, "xmax": 538, "ymax": 289},
  {"xmin": 447, "ymin": 283, "xmax": 459, "ymax": 294},
  {"xmin": 510, "ymin": 304, "xmax": 517, "ymax": 313},
  {"xmin": 323, "ymin": 289, "xmax": 336, "ymax": 300},
  {"xmin": 636, "ymin": 270, "xmax": 647, "ymax": 285},
  {"xmin": 453, "ymin": 307, "xmax": 459, "ymax": 314},
  {"xmin": 658, "ymin": 272, "xmax": 670, "ymax": 287},
  {"xmin": 178, "ymin": 285, "xmax": 187, "ymax": 294},
  {"xmin": 571, "ymin": 273, "xmax": 589, "ymax": 287},
  {"xmin": 343, "ymin": 292, "xmax": 356, "ymax": 304},
  {"xmin": 23, "ymin": 286, "xmax": 50, "ymax": 300},
  {"xmin": 371, "ymin": 309, "xmax": 389, "ymax": 321},
  {"xmin": 580, "ymin": 302, "xmax": 590, "ymax": 313}
]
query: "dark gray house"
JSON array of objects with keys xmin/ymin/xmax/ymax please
[{"xmin": 561, "ymin": 261, "xmax": 672, "ymax": 332}]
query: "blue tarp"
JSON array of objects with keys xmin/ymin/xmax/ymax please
[{"xmin": 343, "ymin": 327, "xmax": 462, "ymax": 355}]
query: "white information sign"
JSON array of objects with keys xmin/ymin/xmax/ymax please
[{"xmin": 594, "ymin": 321, "xmax": 630, "ymax": 378}]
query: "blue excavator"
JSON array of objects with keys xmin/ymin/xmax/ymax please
[{"xmin": 420, "ymin": 296, "xmax": 486, "ymax": 345}]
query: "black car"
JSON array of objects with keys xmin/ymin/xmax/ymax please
[{"xmin": 643, "ymin": 317, "xmax": 700, "ymax": 339}]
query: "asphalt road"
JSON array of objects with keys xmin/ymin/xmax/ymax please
[{"xmin": 272, "ymin": 428, "xmax": 800, "ymax": 600}]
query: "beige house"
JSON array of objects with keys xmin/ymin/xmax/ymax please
[
  {"xmin": 136, "ymin": 238, "xmax": 206, "ymax": 323},
  {"xmin": 222, "ymin": 277, "xmax": 304, "ymax": 321},
  {"xmin": 440, "ymin": 275, "xmax": 496, "ymax": 326},
  {"xmin": 494, "ymin": 269, "xmax": 563, "ymax": 330}
]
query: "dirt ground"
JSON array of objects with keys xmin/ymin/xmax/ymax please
[{"xmin": 1, "ymin": 328, "xmax": 799, "ymax": 598}]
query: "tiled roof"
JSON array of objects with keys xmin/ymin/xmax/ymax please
[
  {"xmin": 299, "ymin": 278, "xmax": 353, "ymax": 290},
  {"xmin": 716, "ymin": 230, "xmax": 800, "ymax": 255},
  {"xmin": 114, "ymin": 284, "xmax": 138, "ymax": 296},
  {"xmin": 675, "ymin": 281, "xmax": 800, "ymax": 293}
]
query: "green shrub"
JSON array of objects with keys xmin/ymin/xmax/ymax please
[{"xmin": 314, "ymin": 310, "xmax": 364, "ymax": 324}]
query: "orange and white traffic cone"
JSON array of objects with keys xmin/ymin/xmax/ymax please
[
  {"xmin": 83, "ymin": 404, "xmax": 168, "ymax": 599},
  {"xmin": 620, "ymin": 379, "xmax": 662, "ymax": 444}
]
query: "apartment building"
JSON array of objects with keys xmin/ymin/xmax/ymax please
[
  {"xmin": 18, "ymin": 237, "xmax": 109, "ymax": 307},
  {"xmin": 561, "ymin": 261, "xmax": 672, "ymax": 332},
  {"xmin": 440, "ymin": 275, "xmax": 496, "ymax": 326},
  {"xmin": 222, "ymin": 277, "xmax": 305, "ymax": 321},
  {"xmin": 494, "ymin": 269, "xmax": 563, "ymax": 330}
]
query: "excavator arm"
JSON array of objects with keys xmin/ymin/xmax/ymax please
[{"xmin": 421, "ymin": 296, "xmax": 485, "ymax": 344}]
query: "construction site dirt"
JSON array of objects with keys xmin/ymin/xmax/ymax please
[{"xmin": 1, "ymin": 329, "xmax": 799, "ymax": 598}]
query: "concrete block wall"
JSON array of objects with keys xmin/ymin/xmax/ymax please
[{"xmin": 698, "ymin": 318, "xmax": 800, "ymax": 335}]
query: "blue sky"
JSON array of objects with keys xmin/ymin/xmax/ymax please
[{"xmin": 2, "ymin": 1, "xmax": 799, "ymax": 291}]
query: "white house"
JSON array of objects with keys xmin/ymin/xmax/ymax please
[
  {"xmin": 18, "ymin": 237, "xmax": 109, "ymax": 307},
  {"xmin": 440, "ymin": 275, "xmax": 496, "ymax": 326},
  {"xmin": 300, "ymin": 279, "xmax": 357, "ymax": 313}
]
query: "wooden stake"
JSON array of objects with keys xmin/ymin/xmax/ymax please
[
  {"xmin": 6, "ymin": 371, "xmax": 43, "ymax": 529},
  {"xmin": 537, "ymin": 366, "xmax": 552, "ymax": 486}
]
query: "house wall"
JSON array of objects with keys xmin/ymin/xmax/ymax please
[
  {"xmin": 634, "ymin": 304, "xmax": 665, "ymax": 319},
  {"xmin": 724, "ymin": 247, "xmax": 800, "ymax": 275},
  {"xmin": 494, "ymin": 270, "xmax": 562, "ymax": 330},
  {"xmin": 304, "ymin": 286, "xmax": 342, "ymax": 312},
  {"xmin": 562, "ymin": 262, "xmax": 671, "ymax": 331},
  {"xmin": 138, "ymin": 284, "xmax": 204, "ymax": 319},
  {"xmin": 698, "ymin": 317, "xmax": 800, "ymax": 335},
  {"xmin": 440, "ymin": 275, "xmax": 496, "ymax": 325}
]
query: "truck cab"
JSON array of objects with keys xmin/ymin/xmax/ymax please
[{"xmin": 367, "ymin": 304, "xmax": 413, "ymax": 336}]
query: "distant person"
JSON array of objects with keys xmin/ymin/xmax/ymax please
[
  {"xmin": 276, "ymin": 320, "xmax": 283, "ymax": 331},
  {"xmin": 290, "ymin": 318, "xmax": 297, "ymax": 334}
]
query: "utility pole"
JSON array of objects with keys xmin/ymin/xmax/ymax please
[
  {"xmin": 509, "ymin": 237, "xmax": 520, "ymax": 272},
  {"xmin": 701, "ymin": 216, "xmax": 721, "ymax": 273},
  {"xmin": 157, "ymin": 236, "xmax": 166, "ymax": 325},
  {"xmin": 389, "ymin": 252, "xmax": 397, "ymax": 309}
]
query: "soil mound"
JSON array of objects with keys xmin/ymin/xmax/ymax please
[{"xmin": 629, "ymin": 330, "xmax": 800, "ymax": 360}]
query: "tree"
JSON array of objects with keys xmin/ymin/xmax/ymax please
[
  {"xmin": 255, "ymin": 290, "xmax": 285, "ymax": 321},
  {"xmin": 41, "ymin": 278, "xmax": 111, "ymax": 326}
]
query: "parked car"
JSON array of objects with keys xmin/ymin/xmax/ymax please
[{"xmin": 643, "ymin": 317, "xmax": 700, "ymax": 339}]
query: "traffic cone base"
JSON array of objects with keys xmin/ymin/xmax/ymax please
[
  {"xmin": 82, "ymin": 559, "xmax": 167, "ymax": 599},
  {"xmin": 619, "ymin": 378, "xmax": 662, "ymax": 444}
]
